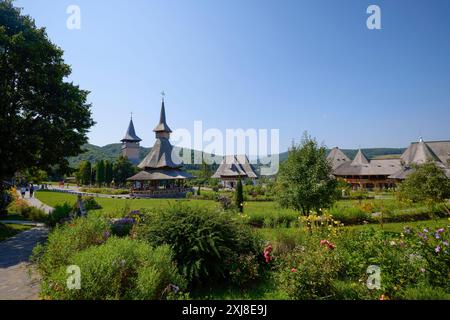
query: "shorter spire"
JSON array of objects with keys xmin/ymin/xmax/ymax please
[{"xmin": 121, "ymin": 116, "xmax": 142, "ymax": 142}]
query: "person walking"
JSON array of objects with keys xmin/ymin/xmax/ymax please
[
  {"xmin": 20, "ymin": 185, "xmax": 26, "ymax": 198},
  {"xmin": 29, "ymin": 184, "xmax": 35, "ymax": 198}
]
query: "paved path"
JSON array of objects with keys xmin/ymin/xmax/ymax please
[
  {"xmin": 17, "ymin": 191, "xmax": 54, "ymax": 214},
  {"xmin": 0, "ymin": 192, "xmax": 51, "ymax": 300},
  {"xmin": 0, "ymin": 227, "xmax": 48, "ymax": 300}
]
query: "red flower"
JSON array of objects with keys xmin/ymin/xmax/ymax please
[{"xmin": 291, "ymin": 268, "xmax": 297, "ymax": 273}]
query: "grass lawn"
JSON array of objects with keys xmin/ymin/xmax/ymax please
[
  {"xmin": 0, "ymin": 223, "xmax": 32, "ymax": 242},
  {"xmin": 35, "ymin": 190, "xmax": 297, "ymax": 219},
  {"xmin": 36, "ymin": 190, "xmax": 448, "ymax": 226}
]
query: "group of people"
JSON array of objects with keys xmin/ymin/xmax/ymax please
[{"xmin": 19, "ymin": 184, "xmax": 35, "ymax": 198}]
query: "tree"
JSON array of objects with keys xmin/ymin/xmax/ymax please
[
  {"xmin": 0, "ymin": 2, "xmax": 94, "ymax": 211},
  {"xmin": 235, "ymin": 177, "xmax": 244, "ymax": 213},
  {"xmin": 113, "ymin": 155, "xmax": 136, "ymax": 186},
  {"xmin": 398, "ymin": 161, "xmax": 450, "ymax": 208},
  {"xmin": 105, "ymin": 161, "xmax": 113, "ymax": 186},
  {"xmin": 276, "ymin": 132, "xmax": 337, "ymax": 218},
  {"xmin": 77, "ymin": 161, "xmax": 91, "ymax": 186},
  {"xmin": 96, "ymin": 160, "xmax": 105, "ymax": 187}
]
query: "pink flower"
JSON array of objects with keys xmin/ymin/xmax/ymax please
[
  {"xmin": 291, "ymin": 268, "xmax": 298, "ymax": 273},
  {"xmin": 263, "ymin": 244, "xmax": 273, "ymax": 263},
  {"xmin": 320, "ymin": 240, "xmax": 335, "ymax": 250},
  {"xmin": 380, "ymin": 294, "xmax": 387, "ymax": 300}
]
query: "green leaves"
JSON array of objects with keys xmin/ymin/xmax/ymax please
[
  {"xmin": 0, "ymin": 1, "xmax": 95, "ymax": 182},
  {"xmin": 276, "ymin": 132, "xmax": 337, "ymax": 216}
]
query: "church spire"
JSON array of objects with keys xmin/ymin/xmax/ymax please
[
  {"xmin": 121, "ymin": 115, "xmax": 141, "ymax": 142},
  {"xmin": 153, "ymin": 94, "xmax": 172, "ymax": 133}
]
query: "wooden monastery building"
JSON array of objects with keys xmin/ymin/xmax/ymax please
[
  {"xmin": 212, "ymin": 155, "xmax": 258, "ymax": 189},
  {"xmin": 329, "ymin": 139, "xmax": 450, "ymax": 190},
  {"xmin": 126, "ymin": 98, "xmax": 194, "ymax": 198}
]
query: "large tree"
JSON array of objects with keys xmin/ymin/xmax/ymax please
[
  {"xmin": 276, "ymin": 132, "xmax": 337, "ymax": 218},
  {"xmin": 398, "ymin": 161, "xmax": 450, "ymax": 207},
  {"xmin": 0, "ymin": 2, "xmax": 94, "ymax": 189}
]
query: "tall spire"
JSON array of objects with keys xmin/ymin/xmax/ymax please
[
  {"xmin": 121, "ymin": 116, "xmax": 141, "ymax": 142},
  {"xmin": 153, "ymin": 95, "xmax": 172, "ymax": 133}
]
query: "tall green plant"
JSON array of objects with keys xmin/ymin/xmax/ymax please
[{"xmin": 235, "ymin": 178, "xmax": 244, "ymax": 213}]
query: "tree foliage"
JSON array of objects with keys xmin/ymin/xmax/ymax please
[
  {"xmin": 113, "ymin": 155, "xmax": 136, "ymax": 185},
  {"xmin": 77, "ymin": 161, "xmax": 92, "ymax": 186},
  {"xmin": 398, "ymin": 161, "xmax": 450, "ymax": 205},
  {"xmin": 104, "ymin": 160, "xmax": 113, "ymax": 186},
  {"xmin": 0, "ymin": 1, "xmax": 95, "ymax": 180},
  {"xmin": 95, "ymin": 160, "xmax": 105, "ymax": 186},
  {"xmin": 235, "ymin": 178, "xmax": 244, "ymax": 213},
  {"xmin": 276, "ymin": 133, "xmax": 337, "ymax": 216}
]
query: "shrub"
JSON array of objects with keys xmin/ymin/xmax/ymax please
[
  {"xmin": 137, "ymin": 204, "xmax": 263, "ymax": 286},
  {"xmin": 32, "ymin": 216, "xmax": 111, "ymax": 278},
  {"xmin": 46, "ymin": 202, "xmax": 73, "ymax": 228},
  {"xmin": 40, "ymin": 237, "xmax": 185, "ymax": 300},
  {"xmin": 275, "ymin": 237, "xmax": 345, "ymax": 300},
  {"xmin": 71, "ymin": 196, "xmax": 102, "ymax": 212},
  {"xmin": 111, "ymin": 217, "xmax": 136, "ymax": 237},
  {"xmin": 7, "ymin": 199, "xmax": 47, "ymax": 222},
  {"xmin": 79, "ymin": 187, "xmax": 129, "ymax": 195},
  {"xmin": 400, "ymin": 285, "xmax": 450, "ymax": 300}
]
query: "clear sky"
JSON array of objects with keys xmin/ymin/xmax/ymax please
[{"xmin": 15, "ymin": 0, "xmax": 450, "ymax": 152}]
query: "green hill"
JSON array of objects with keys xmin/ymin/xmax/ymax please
[
  {"xmin": 69, "ymin": 144, "xmax": 406, "ymax": 171},
  {"xmin": 68, "ymin": 144, "xmax": 214, "ymax": 170}
]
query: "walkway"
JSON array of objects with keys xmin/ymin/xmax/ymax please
[
  {"xmin": 0, "ymin": 227, "xmax": 48, "ymax": 300},
  {"xmin": 0, "ymin": 192, "xmax": 51, "ymax": 300}
]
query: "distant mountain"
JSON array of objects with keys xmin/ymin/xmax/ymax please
[{"xmin": 69, "ymin": 143, "xmax": 407, "ymax": 171}]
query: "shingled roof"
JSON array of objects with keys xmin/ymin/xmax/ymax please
[
  {"xmin": 138, "ymin": 137, "xmax": 183, "ymax": 170},
  {"xmin": 327, "ymin": 147, "xmax": 351, "ymax": 170},
  {"xmin": 400, "ymin": 140, "xmax": 448, "ymax": 165},
  {"xmin": 212, "ymin": 155, "xmax": 258, "ymax": 179},
  {"xmin": 333, "ymin": 158, "xmax": 402, "ymax": 176},
  {"xmin": 128, "ymin": 168, "xmax": 193, "ymax": 181},
  {"xmin": 389, "ymin": 140, "xmax": 450, "ymax": 180},
  {"xmin": 351, "ymin": 149, "xmax": 369, "ymax": 166},
  {"xmin": 121, "ymin": 118, "xmax": 142, "ymax": 142}
]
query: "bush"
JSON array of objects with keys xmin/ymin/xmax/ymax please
[
  {"xmin": 40, "ymin": 237, "xmax": 185, "ymax": 300},
  {"xmin": 81, "ymin": 196, "xmax": 102, "ymax": 211},
  {"xmin": 137, "ymin": 204, "xmax": 263, "ymax": 286},
  {"xmin": 7, "ymin": 199, "xmax": 47, "ymax": 222},
  {"xmin": 111, "ymin": 217, "xmax": 136, "ymax": 237},
  {"xmin": 275, "ymin": 237, "xmax": 345, "ymax": 300},
  {"xmin": 46, "ymin": 202, "xmax": 73, "ymax": 227},
  {"xmin": 79, "ymin": 187, "xmax": 129, "ymax": 195},
  {"xmin": 32, "ymin": 216, "xmax": 111, "ymax": 278}
]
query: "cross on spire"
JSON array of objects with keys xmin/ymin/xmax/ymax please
[
  {"xmin": 161, "ymin": 90, "xmax": 166, "ymax": 102},
  {"xmin": 130, "ymin": 112, "xmax": 133, "ymax": 119}
]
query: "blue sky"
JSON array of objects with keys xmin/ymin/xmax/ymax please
[{"xmin": 15, "ymin": 0, "xmax": 450, "ymax": 152}]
